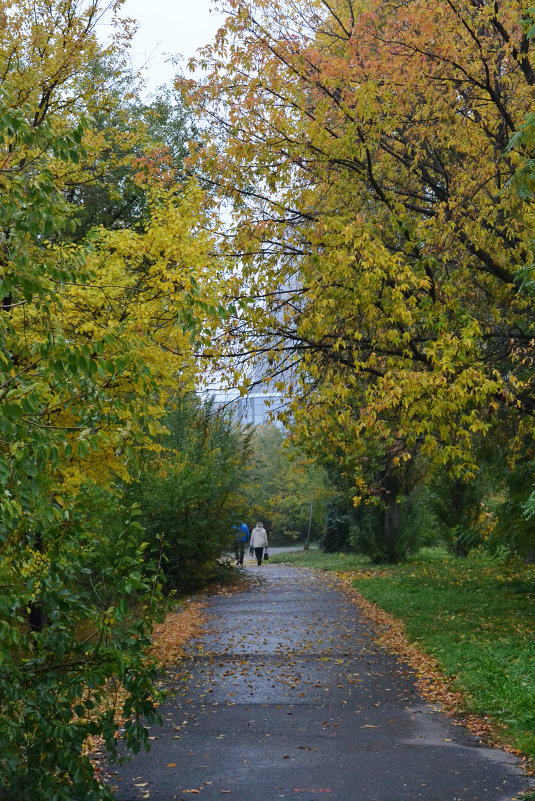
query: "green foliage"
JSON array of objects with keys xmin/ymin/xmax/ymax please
[
  {"xmin": 244, "ymin": 426, "xmax": 335, "ymax": 545},
  {"xmin": 525, "ymin": 487, "xmax": 535, "ymax": 520},
  {"xmin": 69, "ymin": 75, "xmax": 196, "ymax": 238},
  {"xmin": 424, "ymin": 468, "xmax": 489, "ymax": 557},
  {"xmin": 492, "ymin": 459, "xmax": 535, "ymax": 560},
  {"xmin": 129, "ymin": 395, "xmax": 253, "ymax": 592},
  {"xmin": 0, "ymin": 510, "xmax": 163, "ymax": 801},
  {"xmin": 351, "ymin": 501, "xmax": 399, "ymax": 564},
  {"xmin": 321, "ymin": 494, "xmax": 353, "ymax": 553},
  {"xmin": 0, "ymin": 96, "xmax": 167, "ymax": 799},
  {"xmin": 312, "ymin": 441, "xmax": 429, "ymax": 563},
  {"xmin": 505, "ymin": 52, "xmax": 535, "ymax": 531},
  {"xmin": 506, "ymin": 111, "xmax": 535, "ymax": 206},
  {"xmin": 0, "ymin": 102, "xmax": 94, "ymax": 512},
  {"xmin": 348, "ymin": 493, "xmax": 427, "ymax": 565},
  {"xmin": 0, "ymin": 4, "xmax": 212, "ymax": 797},
  {"xmin": 141, "ymin": 85, "xmax": 195, "ymax": 169}
]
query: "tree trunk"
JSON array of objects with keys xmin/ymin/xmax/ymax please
[{"xmin": 383, "ymin": 473, "xmax": 402, "ymax": 564}]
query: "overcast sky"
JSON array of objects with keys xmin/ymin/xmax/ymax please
[{"xmin": 117, "ymin": 0, "xmax": 227, "ymax": 94}]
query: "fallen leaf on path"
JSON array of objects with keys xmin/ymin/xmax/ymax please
[{"xmin": 150, "ymin": 602, "xmax": 207, "ymax": 666}]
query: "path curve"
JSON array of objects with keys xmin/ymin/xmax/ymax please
[{"xmin": 106, "ymin": 565, "xmax": 530, "ymax": 801}]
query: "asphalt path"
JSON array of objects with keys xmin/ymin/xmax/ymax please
[{"xmin": 104, "ymin": 563, "xmax": 531, "ymax": 801}]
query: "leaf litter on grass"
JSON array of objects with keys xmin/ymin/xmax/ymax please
[{"xmin": 333, "ymin": 569, "xmax": 535, "ymax": 775}]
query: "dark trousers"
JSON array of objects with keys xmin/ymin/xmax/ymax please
[
  {"xmin": 235, "ymin": 543, "xmax": 245, "ymax": 564},
  {"xmin": 254, "ymin": 547, "xmax": 264, "ymax": 565}
]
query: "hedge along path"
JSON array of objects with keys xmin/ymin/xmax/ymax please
[{"xmin": 333, "ymin": 570, "xmax": 534, "ymax": 775}]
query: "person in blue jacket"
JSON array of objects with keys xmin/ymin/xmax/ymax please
[{"xmin": 233, "ymin": 522, "xmax": 250, "ymax": 565}]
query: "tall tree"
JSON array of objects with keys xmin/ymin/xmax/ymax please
[
  {"xmin": 0, "ymin": 2, "xmax": 226, "ymax": 797},
  {"xmin": 183, "ymin": 0, "xmax": 535, "ymax": 555},
  {"xmin": 129, "ymin": 394, "xmax": 254, "ymax": 592}
]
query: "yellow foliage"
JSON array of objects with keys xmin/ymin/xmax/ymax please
[{"xmin": 183, "ymin": 0, "xmax": 535, "ymax": 496}]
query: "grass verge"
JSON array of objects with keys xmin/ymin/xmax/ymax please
[
  {"xmin": 269, "ymin": 548, "xmax": 371, "ymax": 571},
  {"xmin": 271, "ymin": 547, "xmax": 535, "ymax": 766}
]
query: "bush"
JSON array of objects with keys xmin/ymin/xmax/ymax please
[
  {"xmin": 426, "ymin": 470, "xmax": 487, "ymax": 556},
  {"xmin": 0, "ymin": 502, "xmax": 163, "ymax": 801},
  {"xmin": 130, "ymin": 395, "xmax": 253, "ymax": 593},
  {"xmin": 492, "ymin": 459, "xmax": 535, "ymax": 561},
  {"xmin": 320, "ymin": 494, "xmax": 353, "ymax": 552}
]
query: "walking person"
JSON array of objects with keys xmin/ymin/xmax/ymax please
[
  {"xmin": 233, "ymin": 522, "xmax": 250, "ymax": 565},
  {"xmin": 250, "ymin": 521, "xmax": 268, "ymax": 565}
]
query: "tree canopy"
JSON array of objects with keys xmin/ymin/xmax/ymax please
[
  {"xmin": 0, "ymin": 1, "xmax": 230, "ymax": 797},
  {"xmin": 183, "ymin": 0, "xmax": 535, "ymax": 554}
]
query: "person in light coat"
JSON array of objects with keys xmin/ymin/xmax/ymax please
[{"xmin": 250, "ymin": 521, "xmax": 268, "ymax": 565}]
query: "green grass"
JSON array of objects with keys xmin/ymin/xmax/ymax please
[
  {"xmin": 270, "ymin": 548, "xmax": 371, "ymax": 571},
  {"xmin": 271, "ymin": 547, "xmax": 535, "ymax": 761}
]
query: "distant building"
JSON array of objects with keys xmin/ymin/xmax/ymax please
[
  {"xmin": 205, "ymin": 278, "xmax": 297, "ymax": 427},
  {"xmin": 210, "ymin": 389, "xmax": 286, "ymax": 427}
]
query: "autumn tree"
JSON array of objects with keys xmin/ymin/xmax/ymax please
[
  {"xmin": 244, "ymin": 425, "xmax": 334, "ymax": 544},
  {"xmin": 0, "ymin": 2, "xmax": 226, "ymax": 797},
  {"xmin": 183, "ymin": 0, "xmax": 535, "ymax": 558},
  {"xmin": 68, "ymin": 76, "xmax": 197, "ymax": 237}
]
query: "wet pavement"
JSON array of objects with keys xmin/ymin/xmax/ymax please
[{"xmin": 104, "ymin": 564, "xmax": 531, "ymax": 801}]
